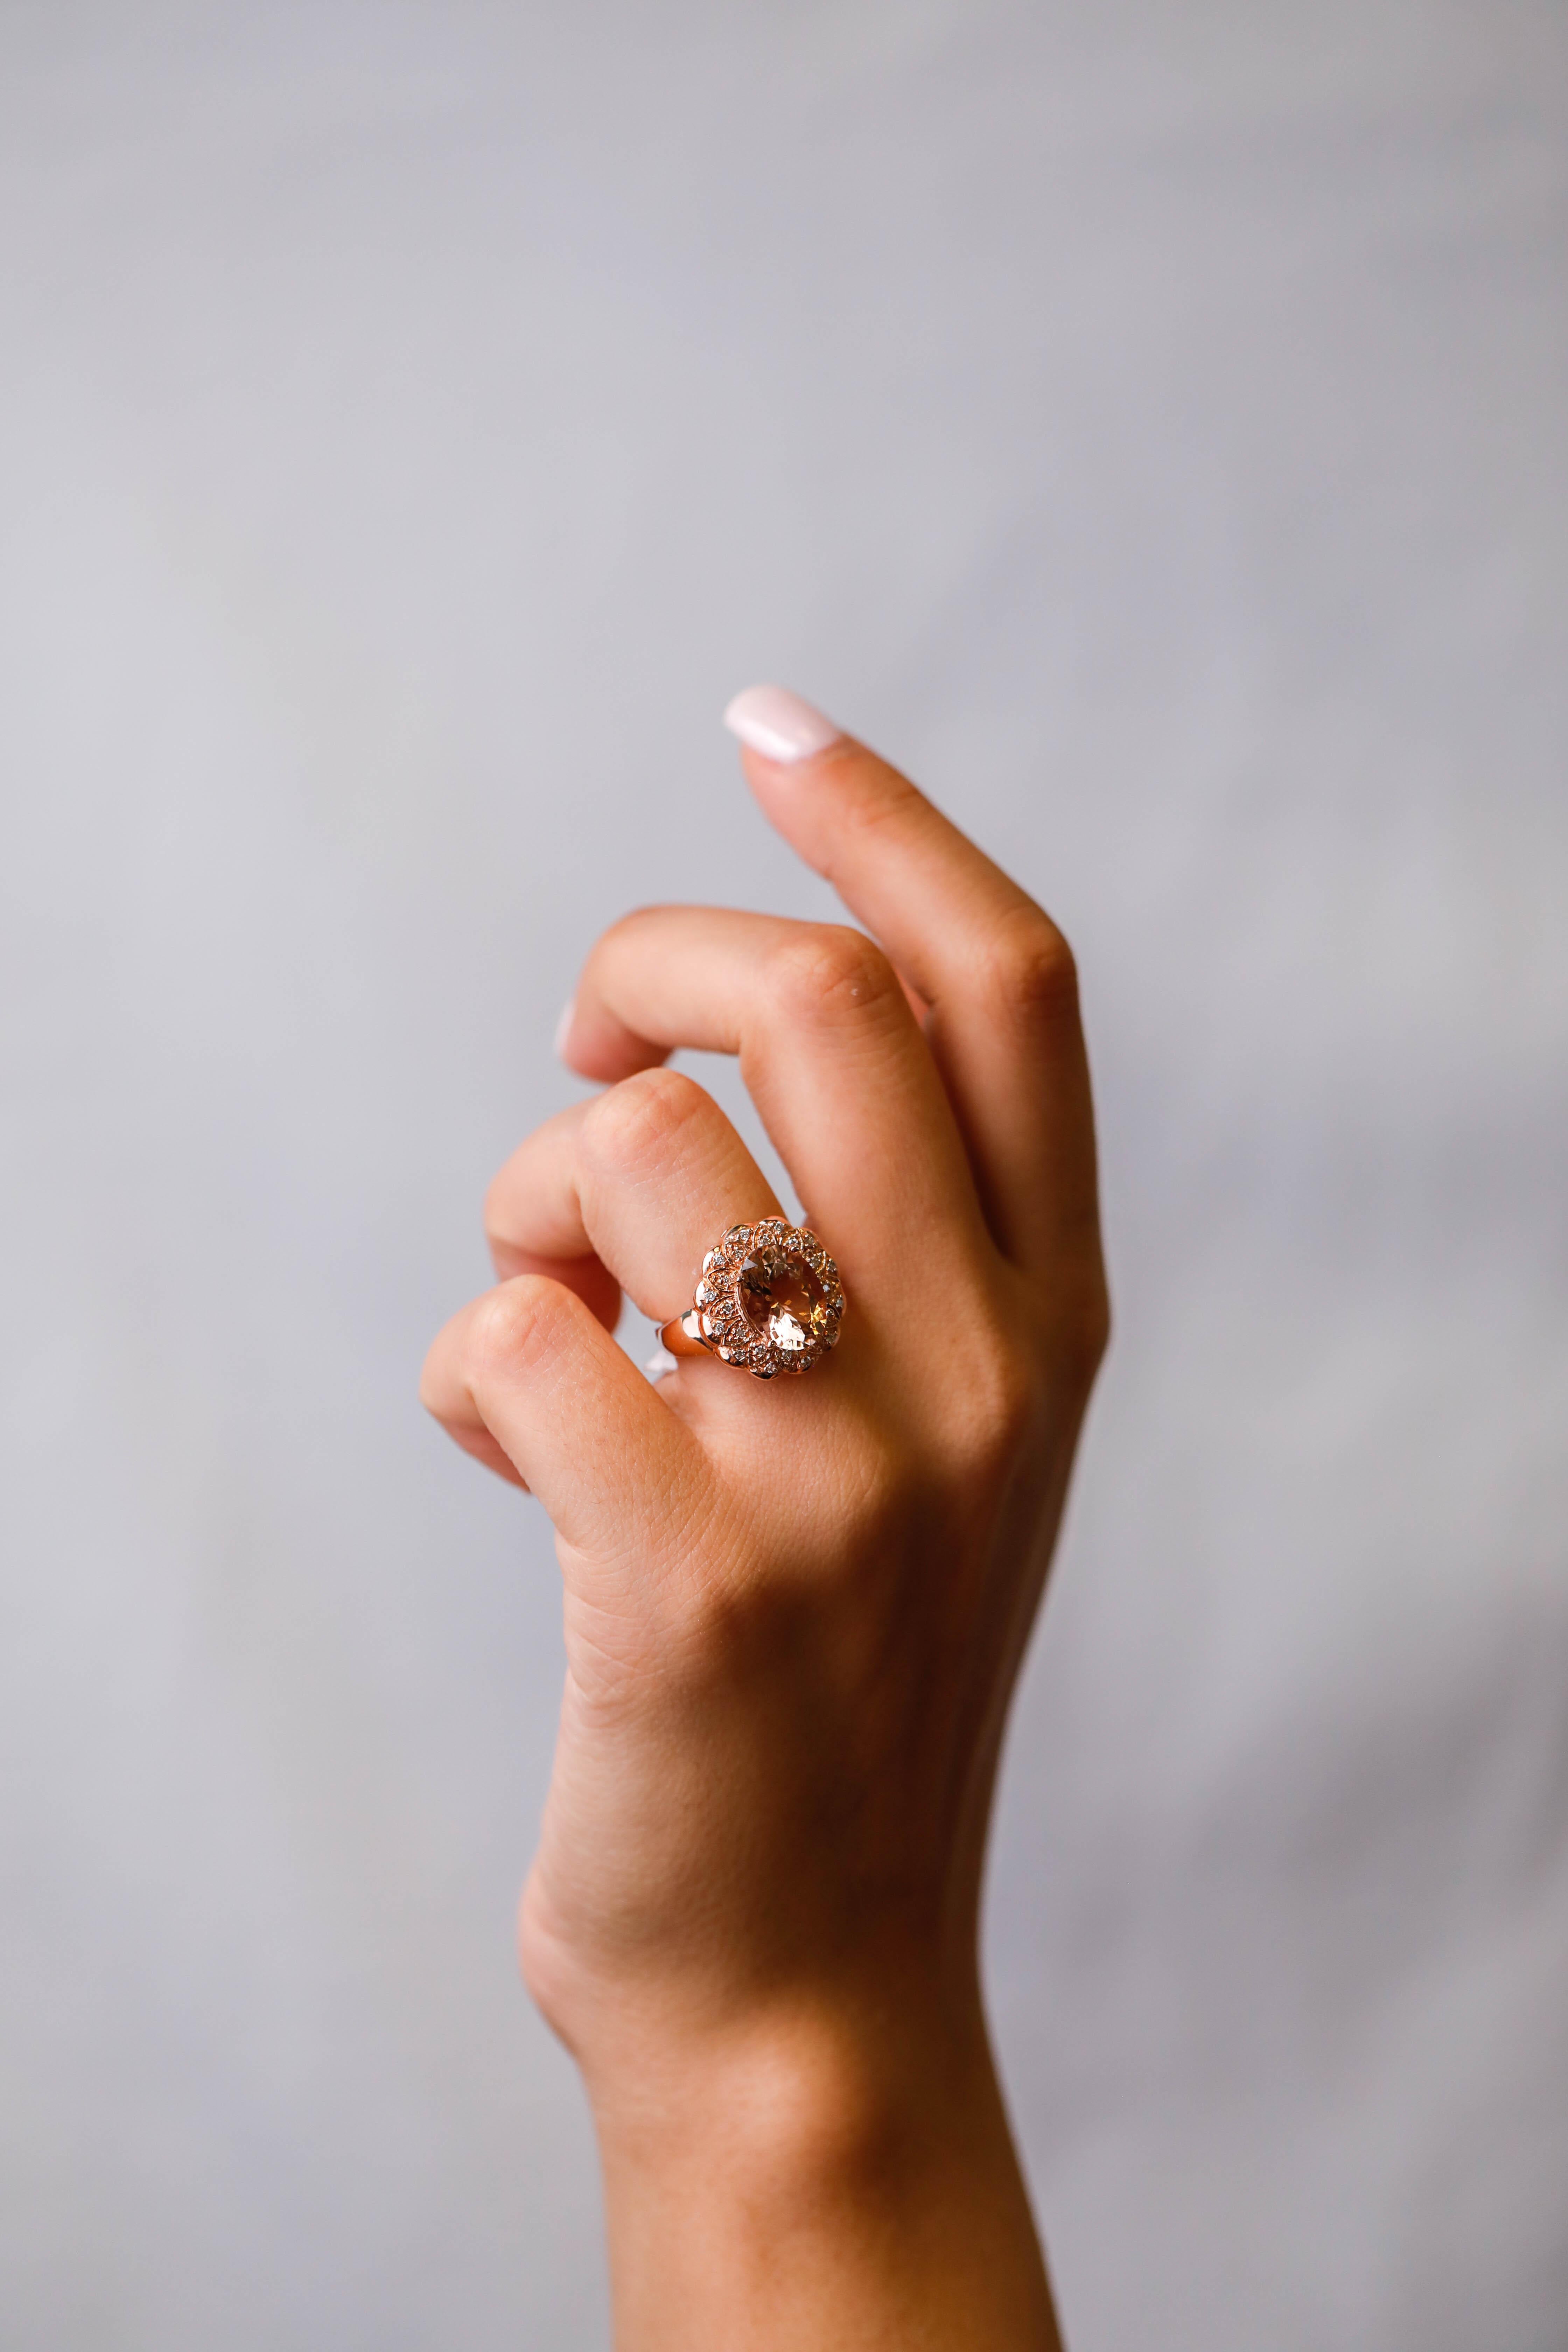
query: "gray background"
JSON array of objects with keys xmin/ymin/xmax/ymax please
[{"xmin": 2, "ymin": 4, "xmax": 1565, "ymax": 2346}]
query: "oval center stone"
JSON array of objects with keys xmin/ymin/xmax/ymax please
[{"xmin": 737, "ymin": 1250, "xmax": 830, "ymax": 1356}]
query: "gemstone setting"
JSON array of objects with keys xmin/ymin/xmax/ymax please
[{"xmin": 690, "ymin": 1218, "xmax": 844, "ymax": 1379}]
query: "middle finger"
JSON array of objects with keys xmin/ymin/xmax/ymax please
[{"xmin": 558, "ymin": 907, "xmax": 990, "ymax": 1297}]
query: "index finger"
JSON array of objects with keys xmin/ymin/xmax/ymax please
[{"xmin": 726, "ymin": 687, "xmax": 1101, "ymax": 1284}]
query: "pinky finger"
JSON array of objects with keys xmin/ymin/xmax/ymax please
[
  {"xmin": 436, "ymin": 1413, "xmax": 530, "ymax": 1490},
  {"xmin": 419, "ymin": 1274, "xmax": 700, "ymax": 1559}
]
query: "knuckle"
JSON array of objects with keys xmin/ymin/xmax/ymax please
[
  {"xmin": 469, "ymin": 1274, "xmax": 572, "ymax": 1384},
  {"xmin": 834, "ymin": 1437, "xmax": 911, "ymax": 1559},
  {"xmin": 938, "ymin": 1331, "xmax": 1045, "ymax": 1483},
  {"xmin": 980, "ymin": 1347, "xmax": 1044, "ymax": 1462},
  {"xmin": 416, "ymin": 1337, "xmax": 448, "ymax": 1420},
  {"xmin": 972, "ymin": 912, "xmax": 1080, "ymax": 1029},
  {"xmin": 580, "ymin": 1065, "xmax": 710, "ymax": 1176},
  {"xmin": 481, "ymin": 1160, "xmax": 519, "ymax": 1245},
  {"xmin": 765, "ymin": 925, "xmax": 901, "ymax": 1028},
  {"xmin": 597, "ymin": 902, "xmax": 676, "ymax": 956},
  {"xmin": 1055, "ymin": 1273, "xmax": 1112, "ymax": 1387},
  {"xmin": 576, "ymin": 903, "xmax": 676, "ymax": 1012}
]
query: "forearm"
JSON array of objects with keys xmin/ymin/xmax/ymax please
[{"xmin": 585, "ymin": 1993, "xmax": 1062, "ymax": 2351}]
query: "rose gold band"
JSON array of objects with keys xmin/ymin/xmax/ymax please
[{"xmin": 658, "ymin": 1310, "xmax": 713, "ymax": 1359}]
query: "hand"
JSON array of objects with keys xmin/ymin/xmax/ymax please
[{"xmin": 421, "ymin": 687, "xmax": 1108, "ymax": 2350}]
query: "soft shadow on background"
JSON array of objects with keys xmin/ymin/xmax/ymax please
[{"xmin": 3, "ymin": 6, "xmax": 1566, "ymax": 2347}]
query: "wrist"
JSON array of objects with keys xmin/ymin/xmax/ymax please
[
  {"xmin": 586, "ymin": 1976, "xmax": 982, "ymax": 2184},
  {"xmin": 580, "ymin": 1985, "xmax": 1059, "ymax": 2350}
]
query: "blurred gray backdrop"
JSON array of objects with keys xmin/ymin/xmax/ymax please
[{"xmin": 3, "ymin": 4, "xmax": 1566, "ymax": 2347}]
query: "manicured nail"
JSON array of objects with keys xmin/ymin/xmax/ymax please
[
  {"xmin": 553, "ymin": 998, "xmax": 576, "ymax": 1060},
  {"xmin": 724, "ymin": 684, "xmax": 842, "ymax": 764}
]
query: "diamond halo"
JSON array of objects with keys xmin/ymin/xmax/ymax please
[{"xmin": 664, "ymin": 1218, "xmax": 845, "ymax": 1380}]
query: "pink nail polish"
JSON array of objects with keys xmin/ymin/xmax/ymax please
[{"xmin": 723, "ymin": 684, "xmax": 842, "ymax": 764}]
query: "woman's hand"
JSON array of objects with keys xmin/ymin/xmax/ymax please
[{"xmin": 421, "ymin": 687, "xmax": 1107, "ymax": 2350}]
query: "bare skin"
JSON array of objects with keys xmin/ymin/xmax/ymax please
[{"xmin": 422, "ymin": 691, "xmax": 1108, "ymax": 2349}]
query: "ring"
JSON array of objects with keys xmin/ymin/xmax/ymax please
[{"xmin": 658, "ymin": 1218, "xmax": 845, "ymax": 1380}]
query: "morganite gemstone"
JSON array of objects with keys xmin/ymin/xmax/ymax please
[{"xmin": 737, "ymin": 1250, "xmax": 832, "ymax": 1356}]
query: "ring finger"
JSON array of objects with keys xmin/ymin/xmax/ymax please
[{"xmin": 485, "ymin": 1066, "xmax": 783, "ymax": 1332}]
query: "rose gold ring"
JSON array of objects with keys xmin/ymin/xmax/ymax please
[{"xmin": 658, "ymin": 1218, "xmax": 845, "ymax": 1381}]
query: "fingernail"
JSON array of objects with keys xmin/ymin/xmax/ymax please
[
  {"xmin": 553, "ymin": 997, "xmax": 576, "ymax": 1060},
  {"xmin": 724, "ymin": 684, "xmax": 842, "ymax": 764}
]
